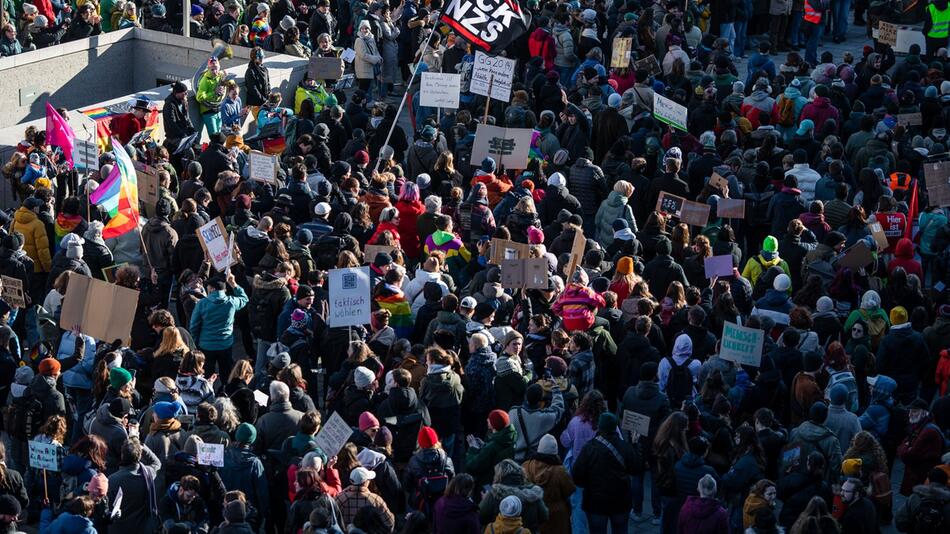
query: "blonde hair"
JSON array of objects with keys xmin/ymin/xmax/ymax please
[
  {"xmin": 614, "ymin": 180, "xmax": 634, "ymax": 197},
  {"xmin": 156, "ymin": 326, "xmax": 188, "ymax": 357}
]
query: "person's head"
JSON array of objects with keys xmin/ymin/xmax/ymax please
[
  {"xmin": 840, "ymin": 477, "xmax": 864, "ymax": 504},
  {"xmin": 697, "ymin": 474, "xmax": 717, "ymax": 498},
  {"xmin": 909, "ymin": 399, "xmax": 930, "ymax": 424},
  {"xmin": 177, "ymin": 475, "xmax": 200, "ymax": 503},
  {"xmin": 270, "ymin": 380, "xmax": 290, "ymax": 403}
]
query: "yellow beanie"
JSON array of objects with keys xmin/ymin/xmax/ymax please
[{"xmin": 842, "ymin": 458, "xmax": 863, "ymax": 477}]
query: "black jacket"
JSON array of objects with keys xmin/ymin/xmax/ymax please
[
  {"xmin": 244, "ymin": 63, "xmax": 270, "ymax": 107},
  {"xmin": 642, "ymin": 254, "xmax": 689, "ymax": 299},
  {"xmin": 82, "ymin": 239, "xmax": 114, "ymax": 280},
  {"xmin": 572, "ymin": 432, "xmax": 641, "ymax": 515},
  {"xmin": 162, "ymin": 93, "xmax": 195, "ymax": 144}
]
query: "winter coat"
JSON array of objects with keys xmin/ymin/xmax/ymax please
[
  {"xmin": 777, "ymin": 470, "xmax": 832, "ymax": 526},
  {"xmin": 551, "ymin": 284, "xmax": 606, "ymax": 332},
  {"xmin": 877, "ymin": 325, "xmax": 929, "ymax": 403},
  {"xmin": 141, "ymin": 217, "xmax": 179, "ymax": 274},
  {"xmin": 523, "ymin": 455, "xmax": 575, "ymax": 534},
  {"xmin": 767, "ymin": 187, "xmax": 807, "ymax": 236},
  {"xmin": 887, "ymin": 237, "xmax": 922, "ymax": 280},
  {"xmin": 463, "ymin": 346, "xmax": 497, "ymax": 414},
  {"xmin": 218, "ymin": 446, "xmax": 269, "ymax": 513},
  {"xmin": 643, "ymin": 253, "xmax": 689, "ymax": 298},
  {"xmin": 189, "ymin": 286, "xmax": 249, "ymax": 350},
  {"xmin": 800, "ymin": 97, "xmax": 840, "ymax": 134},
  {"xmin": 106, "ymin": 447, "xmax": 162, "ymax": 534},
  {"xmin": 354, "ymin": 34, "xmax": 382, "ymax": 80},
  {"xmin": 572, "ymin": 432, "xmax": 641, "ymax": 515},
  {"xmin": 433, "ymin": 495, "xmax": 480, "ymax": 534},
  {"xmin": 528, "ymin": 27, "xmax": 556, "ymax": 70},
  {"xmin": 594, "ymin": 191, "xmax": 635, "ymax": 245},
  {"xmin": 12, "ymin": 207, "xmax": 51, "ymax": 272},
  {"xmin": 478, "ymin": 477, "xmax": 548, "ymax": 532},
  {"xmin": 674, "ymin": 452, "xmax": 719, "ymax": 498},
  {"xmin": 788, "ymin": 421, "xmax": 843, "ymax": 480},
  {"xmin": 471, "ymin": 173, "xmax": 513, "ymax": 209},
  {"xmin": 509, "ymin": 388, "xmax": 566, "ymax": 461},
  {"xmin": 677, "ymin": 496, "xmax": 730, "ymax": 534},
  {"xmin": 48, "ymin": 512, "xmax": 96, "ymax": 534},
  {"xmin": 898, "ymin": 421, "xmax": 946, "ymax": 495},
  {"xmin": 464, "ymin": 425, "xmax": 517, "ymax": 488},
  {"xmin": 403, "ymin": 447, "xmax": 455, "ymax": 499},
  {"xmin": 895, "ymin": 483, "xmax": 950, "ymax": 532},
  {"xmin": 552, "ymin": 23, "xmax": 576, "ymax": 68},
  {"xmin": 537, "ymin": 186, "xmax": 581, "ymax": 225}
]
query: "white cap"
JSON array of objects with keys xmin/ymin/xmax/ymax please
[
  {"xmin": 314, "ymin": 202, "xmax": 331, "ymax": 216},
  {"xmin": 349, "ymin": 466, "xmax": 376, "ymax": 484},
  {"xmin": 279, "ymin": 15, "xmax": 295, "ymax": 31},
  {"xmin": 547, "ymin": 172, "xmax": 566, "ymax": 188},
  {"xmin": 460, "ymin": 296, "xmax": 477, "ymax": 309}
]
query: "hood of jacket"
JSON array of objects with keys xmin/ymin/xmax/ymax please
[
  {"xmin": 143, "ymin": 217, "xmax": 172, "ymax": 235},
  {"xmin": 490, "ymin": 480, "xmax": 545, "ymax": 503},
  {"xmin": 912, "ymin": 483, "xmax": 950, "ymax": 502},
  {"xmin": 796, "ymin": 421, "xmax": 834, "ymax": 442},
  {"xmin": 894, "ymin": 237, "xmax": 914, "ymax": 259},
  {"xmin": 682, "ymin": 495, "xmax": 723, "ymax": 520},
  {"xmin": 387, "ymin": 386, "xmax": 422, "ymax": 414},
  {"xmin": 636, "ymin": 380, "xmax": 662, "ymax": 400},
  {"xmin": 783, "ymin": 86, "xmax": 803, "ymax": 100},
  {"xmin": 14, "ymin": 207, "xmax": 38, "ymax": 226},
  {"xmin": 253, "ymin": 273, "xmax": 287, "ymax": 291},
  {"xmin": 430, "ymin": 229, "xmax": 457, "ymax": 247},
  {"xmin": 810, "ymin": 96, "xmax": 832, "ymax": 109}
]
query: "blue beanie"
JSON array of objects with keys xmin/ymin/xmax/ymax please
[
  {"xmin": 153, "ymin": 401, "xmax": 181, "ymax": 420},
  {"xmin": 481, "ymin": 157, "xmax": 496, "ymax": 173},
  {"xmin": 829, "ymin": 384, "xmax": 848, "ymax": 406},
  {"xmin": 296, "ymin": 228, "xmax": 313, "ymax": 245}
]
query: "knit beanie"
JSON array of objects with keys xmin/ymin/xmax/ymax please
[
  {"xmin": 109, "ymin": 367, "xmax": 133, "ymax": 389},
  {"xmin": 359, "ymin": 411, "xmax": 380, "ymax": 432},
  {"xmin": 598, "ymin": 412, "xmax": 619, "ymax": 434},
  {"xmin": 616, "ymin": 256, "xmax": 634, "ymax": 275},
  {"xmin": 537, "ymin": 434, "xmax": 559, "ymax": 455},
  {"xmin": 828, "ymin": 383, "xmax": 848, "ymax": 406},
  {"xmin": 418, "ymin": 426, "xmax": 439, "ymax": 448},
  {"xmin": 889, "ymin": 306, "xmax": 908, "ymax": 325},
  {"xmin": 488, "ymin": 409, "xmax": 510, "ymax": 431},
  {"xmin": 235, "ymin": 422, "xmax": 257, "ymax": 444}
]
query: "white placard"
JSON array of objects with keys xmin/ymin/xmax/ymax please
[
  {"xmin": 28, "ymin": 440, "xmax": 61, "ymax": 471},
  {"xmin": 313, "ymin": 412, "xmax": 353, "ymax": 458},
  {"xmin": 328, "ymin": 266, "xmax": 371, "ymax": 327},
  {"xmin": 720, "ymin": 321, "xmax": 765, "ymax": 367},
  {"xmin": 341, "ymin": 48, "xmax": 356, "ymax": 63},
  {"xmin": 248, "ymin": 150, "xmax": 277, "ymax": 183},
  {"xmin": 471, "ymin": 51, "xmax": 516, "ymax": 102},
  {"xmin": 73, "ymin": 138, "xmax": 99, "ymax": 170},
  {"xmin": 253, "ymin": 389, "xmax": 269, "ymax": 407},
  {"xmin": 110, "ymin": 487, "xmax": 123, "ymax": 518},
  {"xmin": 621, "ymin": 411, "xmax": 650, "ymax": 437},
  {"xmin": 197, "ymin": 218, "xmax": 232, "ymax": 272},
  {"xmin": 420, "ymin": 72, "xmax": 461, "ymax": 109},
  {"xmin": 470, "ymin": 124, "xmax": 534, "ymax": 170},
  {"xmin": 653, "ymin": 93, "xmax": 688, "ymax": 131},
  {"xmin": 197, "ymin": 442, "xmax": 225, "ymax": 467}
]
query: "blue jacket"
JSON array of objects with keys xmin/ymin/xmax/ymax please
[
  {"xmin": 60, "ymin": 332, "xmax": 97, "ymax": 390},
  {"xmin": 48, "ymin": 511, "xmax": 96, "ymax": 534},
  {"xmin": 189, "ymin": 286, "xmax": 249, "ymax": 350},
  {"xmin": 859, "ymin": 375, "xmax": 897, "ymax": 439},
  {"xmin": 219, "ymin": 446, "xmax": 269, "ymax": 515},
  {"xmin": 674, "ymin": 452, "xmax": 719, "ymax": 498}
]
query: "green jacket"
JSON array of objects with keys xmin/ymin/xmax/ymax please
[
  {"xmin": 464, "ymin": 424, "xmax": 517, "ymax": 487},
  {"xmin": 196, "ymin": 71, "xmax": 226, "ymax": 115}
]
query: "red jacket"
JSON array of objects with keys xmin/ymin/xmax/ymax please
[
  {"xmin": 936, "ymin": 350, "xmax": 950, "ymax": 396},
  {"xmin": 551, "ymin": 283, "xmax": 605, "ymax": 331},
  {"xmin": 110, "ymin": 113, "xmax": 146, "ymax": 146},
  {"xmin": 897, "ymin": 421, "xmax": 945, "ymax": 495},
  {"xmin": 470, "ymin": 173, "xmax": 512, "ymax": 209},
  {"xmin": 887, "ymin": 237, "xmax": 922, "ymax": 280},
  {"xmin": 527, "ymin": 28, "xmax": 557, "ymax": 71},
  {"xmin": 800, "ymin": 96, "xmax": 840, "ymax": 133},
  {"xmin": 395, "ymin": 199, "xmax": 425, "ymax": 259}
]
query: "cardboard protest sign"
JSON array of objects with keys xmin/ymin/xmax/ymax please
[
  {"xmin": 471, "ymin": 51, "xmax": 517, "ymax": 102},
  {"xmin": 364, "ymin": 244, "xmax": 398, "ymax": 263},
  {"xmin": 500, "ymin": 258, "xmax": 548, "ymax": 289},
  {"xmin": 73, "ymin": 138, "xmax": 98, "ymax": 170},
  {"xmin": 709, "ymin": 173, "xmax": 729, "ymax": 193},
  {"xmin": 839, "ymin": 241, "xmax": 875, "ymax": 269},
  {"xmin": 307, "ymin": 56, "xmax": 345, "ymax": 80},
  {"xmin": 656, "ymin": 191, "xmax": 685, "ymax": 218},
  {"xmin": 896, "ymin": 113, "xmax": 922, "ymax": 127},
  {"xmin": 867, "ymin": 221, "xmax": 889, "ymax": 251},
  {"xmin": 929, "ymin": 183, "xmax": 950, "ymax": 208},
  {"xmin": 197, "ymin": 443, "xmax": 225, "ymax": 467},
  {"xmin": 313, "ymin": 412, "xmax": 353, "ymax": 458},
  {"xmin": 341, "ymin": 48, "xmax": 356, "ymax": 63},
  {"xmin": 878, "ymin": 21, "xmax": 898, "ymax": 46},
  {"xmin": 420, "ymin": 72, "xmax": 461, "ymax": 108},
  {"xmin": 60, "ymin": 272, "xmax": 139, "ymax": 343},
  {"xmin": 253, "ymin": 389, "xmax": 269, "ymax": 407},
  {"xmin": 101, "ymin": 263, "xmax": 126, "ymax": 283},
  {"xmin": 471, "ymin": 124, "xmax": 533, "ymax": 170},
  {"xmin": 29, "ymin": 440, "xmax": 61, "ymax": 471},
  {"xmin": 133, "ymin": 161, "xmax": 160, "ymax": 213},
  {"xmin": 621, "ymin": 410, "xmax": 650, "ymax": 437},
  {"xmin": 566, "ymin": 230, "xmax": 586, "ymax": 282},
  {"xmin": 1, "ymin": 275, "xmax": 25, "ymax": 308},
  {"xmin": 328, "ymin": 266, "xmax": 371, "ymax": 327},
  {"xmin": 720, "ymin": 321, "xmax": 765, "ymax": 367},
  {"xmin": 717, "ymin": 198, "xmax": 746, "ymax": 219},
  {"xmin": 680, "ymin": 200, "xmax": 711, "ymax": 227},
  {"xmin": 925, "ymin": 161, "xmax": 950, "ymax": 186},
  {"xmin": 611, "ymin": 37, "xmax": 633, "ymax": 68},
  {"xmin": 635, "ymin": 55, "xmax": 661, "ymax": 76},
  {"xmin": 704, "ymin": 255, "xmax": 734, "ymax": 279},
  {"xmin": 489, "ymin": 239, "xmax": 530, "ymax": 265},
  {"xmin": 196, "ymin": 217, "xmax": 237, "ymax": 272},
  {"xmin": 653, "ymin": 93, "xmax": 688, "ymax": 131},
  {"xmin": 248, "ymin": 150, "xmax": 278, "ymax": 183}
]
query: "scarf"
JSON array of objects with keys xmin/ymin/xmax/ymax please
[{"xmin": 149, "ymin": 418, "xmax": 182, "ymax": 435}]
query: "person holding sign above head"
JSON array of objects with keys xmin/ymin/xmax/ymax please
[{"xmin": 189, "ymin": 273, "xmax": 249, "ymax": 381}]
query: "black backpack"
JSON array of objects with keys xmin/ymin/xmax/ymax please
[
  {"xmin": 913, "ymin": 497, "xmax": 946, "ymax": 532},
  {"xmin": 311, "ymin": 235, "xmax": 344, "ymax": 270},
  {"xmin": 248, "ymin": 293, "xmax": 272, "ymax": 340},
  {"xmin": 12, "ymin": 392, "xmax": 44, "ymax": 441},
  {"xmin": 665, "ymin": 356, "xmax": 694, "ymax": 407},
  {"xmin": 414, "ymin": 456, "xmax": 449, "ymax": 518}
]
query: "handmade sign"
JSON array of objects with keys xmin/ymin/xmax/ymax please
[
  {"xmin": 703, "ymin": 255, "xmax": 734, "ymax": 279},
  {"xmin": 471, "ymin": 51, "xmax": 517, "ymax": 102},
  {"xmin": 364, "ymin": 244, "xmax": 398, "ymax": 263},
  {"xmin": 313, "ymin": 412, "xmax": 353, "ymax": 458},
  {"xmin": 307, "ymin": 56, "xmax": 345, "ymax": 80},
  {"xmin": 101, "ymin": 263, "xmax": 126, "ymax": 283},
  {"xmin": 1, "ymin": 275, "xmax": 25, "ymax": 308},
  {"xmin": 716, "ymin": 198, "xmax": 746, "ymax": 219},
  {"xmin": 878, "ymin": 21, "xmax": 898, "ymax": 46},
  {"xmin": 621, "ymin": 410, "xmax": 650, "ymax": 437},
  {"xmin": 248, "ymin": 150, "xmax": 278, "ymax": 183},
  {"xmin": 489, "ymin": 239, "xmax": 530, "ymax": 265},
  {"xmin": 680, "ymin": 200, "xmax": 711, "ymax": 227},
  {"xmin": 930, "ymin": 183, "xmax": 950, "ymax": 208},
  {"xmin": 656, "ymin": 191, "xmax": 685, "ymax": 218},
  {"xmin": 133, "ymin": 161, "xmax": 160, "ymax": 212},
  {"xmin": 653, "ymin": 93, "xmax": 688, "ymax": 131},
  {"xmin": 565, "ymin": 230, "xmax": 586, "ymax": 282},
  {"xmin": 341, "ymin": 48, "xmax": 356, "ymax": 63},
  {"xmin": 29, "ymin": 440, "xmax": 61, "ymax": 471},
  {"xmin": 611, "ymin": 37, "xmax": 633, "ymax": 68},
  {"xmin": 328, "ymin": 266, "xmax": 372, "ymax": 327},
  {"xmin": 72, "ymin": 138, "xmax": 99, "ymax": 170},
  {"xmin": 196, "ymin": 217, "xmax": 237, "ymax": 272},
  {"xmin": 839, "ymin": 241, "xmax": 875, "ymax": 269},
  {"xmin": 720, "ymin": 321, "xmax": 764, "ymax": 367},
  {"xmin": 634, "ymin": 55, "xmax": 661, "ymax": 76},
  {"xmin": 197, "ymin": 443, "xmax": 225, "ymax": 467},
  {"xmin": 470, "ymin": 124, "xmax": 533, "ymax": 169},
  {"xmin": 925, "ymin": 161, "xmax": 950, "ymax": 185},
  {"xmin": 253, "ymin": 389, "xmax": 269, "ymax": 407},
  {"xmin": 60, "ymin": 272, "xmax": 138, "ymax": 342},
  {"xmin": 420, "ymin": 72, "xmax": 461, "ymax": 108},
  {"xmin": 896, "ymin": 113, "xmax": 922, "ymax": 127},
  {"xmin": 867, "ymin": 221, "xmax": 889, "ymax": 251},
  {"xmin": 709, "ymin": 173, "xmax": 729, "ymax": 193},
  {"xmin": 500, "ymin": 258, "xmax": 548, "ymax": 289}
]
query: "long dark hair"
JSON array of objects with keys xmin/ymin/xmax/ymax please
[
  {"xmin": 733, "ymin": 423, "xmax": 765, "ymax": 469},
  {"xmin": 575, "ymin": 390, "xmax": 606, "ymax": 427}
]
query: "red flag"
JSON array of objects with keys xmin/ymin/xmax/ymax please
[
  {"xmin": 45, "ymin": 102, "xmax": 76, "ymax": 169},
  {"xmin": 906, "ymin": 179, "xmax": 918, "ymax": 240}
]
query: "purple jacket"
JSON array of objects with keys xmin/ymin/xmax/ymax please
[
  {"xmin": 432, "ymin": 495, "xmax": 480, "ymax": 534},
  {"xmin": 677, "ymin": 496, "xmax": 729, "ymax": 534}
]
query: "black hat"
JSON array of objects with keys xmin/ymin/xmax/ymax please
[
  {"xmin": 109, "ymin": 397, "xmax": 132, "ymax": 418},
  {"xmin": 132, "ymin": 98, "xmax": 151, "ymax": 111},
  {"xmin": 0, "ymin": 495, "xmax": 20, "ymax": 517},
  {"xmin": 473, "ymin": 302, "xmax": 496, "ymax": 322},
  {"xmin": 296, "ymin": 284, "xmax": 314, "ymax": 300},
  {"xmin": 374, "ymin": 252, "xmax": 393, "ymax": 268},
  {"xmin": 2, "ymin": 231, "xmax": 24, "ymax": 251},
  {"xmin": 808, "ymin": 401, "xmax": 828, "ymax": 424},
  {"xmin": 155, "ymin": 198, "xmax": 173, "ymax": 218}
]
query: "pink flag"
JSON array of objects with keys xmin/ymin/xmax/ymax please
[{"xmin": 45, "ymin": 102, "xmax": 76, "ymax": 169}]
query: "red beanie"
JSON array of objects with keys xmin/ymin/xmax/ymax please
[
  {"xmin": 488, "ymin": 409, "xmax": 510, "ymax": 431},
  {"xmin": 39, "ymin": 358, "xmax": 61, "ymax": 376},
  {"xmin": 417, "ymin": 426, "xmax": 439, "ymax": 449}
]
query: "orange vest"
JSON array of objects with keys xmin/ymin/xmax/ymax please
[
  {"xmin": 889, "ymin": 172, "xmax": 913, "ymax": 192},
  {"xmin": 804, "ymin": 0, "xmax": 823, "ymax": 23}
]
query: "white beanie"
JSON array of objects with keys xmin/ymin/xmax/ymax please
[
  {"xmin": 537, "ymin": 434, "xmax": 558, "ymax": 455},
  {"xmin": 22, "ymin": 3, "xmax": 37, "ymax": 14},
  {"xmin": 279, "ymin": 15, "xmax": 295, "ymax": 31},
  {"xmin": 354, "ymin": 366, "xmax": 375, "ymax": 389},
  {"xmin": 547, "ymin": 172, "xmax": 566, "ymax": 188},
  {"xmin": 499, "ymin": 495, "xmax": 522, "ymax": 518},
  {"xmin": 66, "ymin": 242, "xmax": 83, "ymax": 260}
]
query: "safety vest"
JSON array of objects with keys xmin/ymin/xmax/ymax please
[
  {"xmin": 804, "ymin": 0, "xmax": 823, "ymax": 23},
  {"xmin": 928, "ymin": 3, "xmax": 950, "ymax": 38},
  {"xmin": 889, "ymin": 172, "xmax": 913, "ymax": 192}
]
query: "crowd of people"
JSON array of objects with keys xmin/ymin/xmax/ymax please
[{"xmin": 1, "ymin": 0, "xmax": 950, "ymax": 534}]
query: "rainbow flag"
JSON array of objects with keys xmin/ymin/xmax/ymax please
[{"xmin": 90, "ymin": 137, "xmax": 139, "ymax": 239}]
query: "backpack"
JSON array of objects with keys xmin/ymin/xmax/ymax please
[
  {"xmin": 825, "ymin": 370, "xmax": 859, "ymax": 413},
  {"xmin": 780, "ymin": 429, "xmax": 830, "ymax": 474},
  {"xmin": 413, "ymin": 455, "xmax": 449, "ymax": 518},
  {"xmin": 913, "ymin": 497, "xmax": 946, "ymax": 532},
  {"xmin": 870, "ymin": 470, "xmax": 893, "ymax": 522},
  {"xmin": 777, "ymin": 96, "xmax": 798, "ymax": 127},
  {"xmin": 665, "ymin": 356, "xmax": 694, "ymax": 407},
  {"xmin": 860, "ymin": 310, "xmax": 888, "ymax": 350},
  {"xmin": 744, "ymin": 189, "xmax": 776, "ymax": 225},
  {"xmin": 248, "ymin": 293, "xmax": 273, "ymax": 340},
  {"xmin": 311, "ymin": 235, "xmax": 344, "ymax": 270},
  {"xmin": 12, "ymin": 392, "xmax": 43, "ymax": 441}
]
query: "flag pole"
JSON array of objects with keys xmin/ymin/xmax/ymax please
[
  {"xmin": 373, "ymin": 20, "xmax": 443, "ymax": 175},
  {"xmin": 483, "ymin": 74, "xmax": 494, "ymax": 125}
]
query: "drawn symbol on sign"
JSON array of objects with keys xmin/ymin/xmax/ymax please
[
  {"xmin": 342, "ymin": 273, "xmax": 357, "ymax": 290},
  {"xmin": 488, "ymin": 137, "xmax": 516, "ymax": 156}
]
